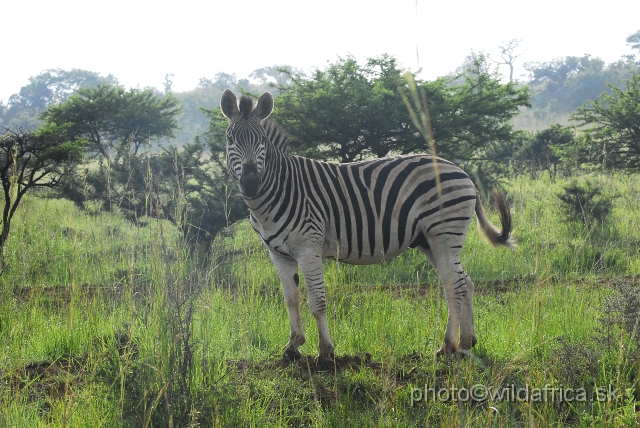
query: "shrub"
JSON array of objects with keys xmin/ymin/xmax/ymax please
[
  {"xmin": 556, "ymin": 179, "xmax": 615, "ymax": 228},
  {"xmin": 600, "ymin": 277, "xmax": 640, "ymax": 348}
]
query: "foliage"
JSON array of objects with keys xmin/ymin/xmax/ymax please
[
  {"xmin": 406, "ymin": 54, "xmax": 530, "ymax": 189},
  {"xmin": 57, "ymin": 137, "xmax": 246, "ymax": 250},
  {"xmin": 1, "ymin": 69, "xmax": 118, "ymax": 130},
  {"xmin": 248, "ymin": 65, "xmax": 301, "ymax": 88},
  {"xmin": 172, "ymin": 86, "xmax": 227, "ymax": 146},
  {"xmin": 423, "ymin": 55, "xmax": 530, "ymax": 166},
  {"xmin": 627, "ymin": 29, "xmax": 640, "ymax": 54},
  {"xmin": 41, "ymin": 84, "xmax": 181, "ymax": 158},
  {"xmin": 198, "ymin": 72, "xmax": 247, "ymax": 91},
  {"xmin": 198, "ymin": 107, "xmax": 227, "ymax": 166},
  {"xmin": 172, "ymin": 67, "xmax": 298, "ymax": 145},
  {"xmin": 57, "ymin": 141, "xmax": 162, "ymax": 220},
  {"xmin": 525, "ymin": 55, "xmax": 639, "ymax": 113},
  {"xmin": 0, "ymin": 125, "xmax": 86, "ymax": 260},
  {"xmin": 38, "ymin": 80, "xmax": 247, "ymax": 250},
  {"xmin": 272, "ymin": 54, "xmax": 422, "ymax": 162},
  {"xmin": 511, "ymin": 124, "xmax": 575, "ymax": 180},
  {"xmin": 556, "ymin": 179, "xmax": 615, "ymax": 229},
  {"xmin": 272, "ymin": 54, "xmax": 530, "ymax": 177},
  {"xmin": 40, "ymin": 83, "xmax": 187, "ymax": 235},
  {"xmin": 571, "ymin": 73, "xmax": 640, "ymax": 172},
  {"xmin": 600, "ymin": 276, "xmax": 640, "ymax": 348},
  {"xmin": 195, "ymin": 107, "xmax": 249, "ymax": 244},
  {"xmin": 160, "ymin": 139, "xmax": 248, "ymax": 248}
]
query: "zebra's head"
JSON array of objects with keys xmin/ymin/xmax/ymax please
[{"xmin": 220, "ymin": 90, "xmax": 274, "ymax": 198}]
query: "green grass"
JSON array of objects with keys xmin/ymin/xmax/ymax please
[{"xmin": 1, "ymin": 174, "xmax": 640, "ymax": 426}]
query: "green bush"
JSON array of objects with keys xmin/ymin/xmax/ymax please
[{"xmin": 556, "ymin": 179, "xmax": 615, "ymax": 228}]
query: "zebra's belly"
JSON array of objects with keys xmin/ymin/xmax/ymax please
[{"xmin": 322, "ymin": 243, "xmax": 407, "ymax": 265}]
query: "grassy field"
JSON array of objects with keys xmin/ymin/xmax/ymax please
[{"xmin": 1, "ymin": 173, "xmax": 640, "ymax": 427}]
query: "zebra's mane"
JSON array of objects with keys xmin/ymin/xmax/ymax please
[
  {"xmin": 262, "ymin": 119, "xmax": 291, "ymax": 155},
  {"xmin": 239, "ymin": 95, "xmax": 254, "ymax": 118}
]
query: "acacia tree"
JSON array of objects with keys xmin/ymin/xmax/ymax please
[
  {"xmin": 571, "ymin": 73, "xmax": 640, "ymax": 171},
  {"xmin": 41, "ymin": 84, "xmax": 182, "ymax": 220},
  {"xmin": 422, "ymin": 55, "xmax": 530, "ymax": 165},
  {"xmin": 511, "ymin": 125, "xmax": 574, "ymax": 180},
  {"xmin": 41, "ymin": 84, "xmax": 181, "ymax": 158},
  {"xmin": 271, "ymin": 54, "xmax": 529, "ymax": 174},
  {"xmin": 0, "ymin": 125, "xmax": 86, "ymax": 264},
  {"xmin": 43, "ymin": 83, "xmax": 243, "ymax": 249},
  {"xmin": 272, "ymin": 54, "xmax": 423, "ymax": 162},
  {"xmin": 1, "ymin": 69, "xmax": 118, "ymax": 130}
]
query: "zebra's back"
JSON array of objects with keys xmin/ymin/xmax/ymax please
[{"xmin": 286, "ymin": 154, "xmax": 477, "ymax": 264}]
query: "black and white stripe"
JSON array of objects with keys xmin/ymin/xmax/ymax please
[{"xmin": 221, "ymin": 90, "xmax": 514, "ymax": 362}]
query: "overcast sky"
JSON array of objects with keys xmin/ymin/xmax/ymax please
[{"xmin": 2, "ymin": 0, "xmax": 638, "ymax": 103}]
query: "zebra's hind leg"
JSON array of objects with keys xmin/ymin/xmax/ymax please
[
  {"xmin": 426, "ymin": 243, "xmax": 474, "ymax": 358},
  {"xmin": 417, "ymin": 246, "xmax": 438, "ymax": 271},
  {"xmin": 458, "ymin": 270, "xmax": 477, "ymax": 350},
  {"xmin": 270, "ymin": 251, "xmax": 306, "ymax": 361}
]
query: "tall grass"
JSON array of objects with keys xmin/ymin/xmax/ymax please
[{"xmin": 1, "ymin": 172, "xmax": 639, "ymax": 426}]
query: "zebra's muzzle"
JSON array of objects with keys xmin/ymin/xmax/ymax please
[{"xmin": 239, "ymin": 163, "xmax": 261, "ymax": 198}]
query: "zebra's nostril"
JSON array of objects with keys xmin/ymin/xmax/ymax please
[
  {"xmin": 242, "ymin": 163, "xmax": 259, "ymax": 176},
  {"xmin": 239, "ymin": 163, "xmax": 261, "ymax": 197}
]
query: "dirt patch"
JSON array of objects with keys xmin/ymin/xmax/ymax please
[
  {"xmin": 12, "ymin": 275, "xmax": 636, "ymax": 306},
  {"xmin": 591, "ymin": 274, "xmax": 640, "ymax": 288},
  {"xmin": 12, "ymin": 284, "xmax": 124, "ymax": 303},
  {"xmin": 284, "ymin": 353, "xmax": 383, "ymax": 374},
  {"xmin": 344, "ymin": 276, "xmax": 537, "ymax": 298},
  {"xmin": 348, "ymin": 274, "xmax": 640, "ymax": 298},
  {"xmin": 224, "ymin": 352, "xmax": 441, "ymax": 382},
  {"xmin": 9, "ymin": 281, "xmax": 157, "ymax": 307},
  {"xmin": 474, "ymin": 276, "xmax": 537, "ymax": 295},
  {"xmin": 226, "ymin": 353, "xmax": 384, "ymax": 375},
  {"xmin": 4, "ymin": 356, "xmax": 88, "ymax": 401}
]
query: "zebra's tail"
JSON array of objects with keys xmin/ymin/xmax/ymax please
[{"xmin": 475, "ymin": 190, "xmax": 516, "ymax": 248}]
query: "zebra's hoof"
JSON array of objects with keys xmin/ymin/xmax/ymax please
[
  {"xmin": 282, "ymin": 348, "xmax": 302, "ymax": 362},
  {"xmin": 315, "ymin": 359, "xmax": 334, "ymax": 372},
  {"xmin": 435, "ymin": 347, "xmax": 446, "ymax": 359},
  {"xmin": 435, "ymin": 345, "xmax": 456, "ymax": 360},
  {"xmin": 314, "ymin": 353, "xmax": 335, "ymax": 371},
  {"xmin": 459, "ymin": 335, "xmax": 478, "ymax": 350}
]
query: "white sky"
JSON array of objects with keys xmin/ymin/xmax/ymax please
[{"xmin": 2, "ymin": 0, "xmax": 638, "ymax": 103}]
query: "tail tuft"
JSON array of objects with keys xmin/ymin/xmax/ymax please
[{"xmin": 475, "ymin": 190, "xmax": 516, "ymax": 248}]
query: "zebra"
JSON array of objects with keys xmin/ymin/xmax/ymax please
[{"xmin": 220, "ymin": 89, "xmax": 515, "ymax": 365}]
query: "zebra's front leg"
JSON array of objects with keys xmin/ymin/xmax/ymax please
[
  {"xmin": 270, "ymin": 251, "xmax": 305, "ymax": 361},
  {"xmin": 298, "ymin": 252, "xmax": 335, "ymax": 366}
]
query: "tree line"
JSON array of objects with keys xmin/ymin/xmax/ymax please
[{"xmin": 1, "ymin": 35, "xmax": 639, "ymax": 262}]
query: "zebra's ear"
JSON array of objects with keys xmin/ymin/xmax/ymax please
[
  {"xmin": 253, "ymin": 92, "xmax": 274, "ymax": 120},
  {"xmin": 220, "ymin": 89, "xmax": 240, "ymax": 118}
]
